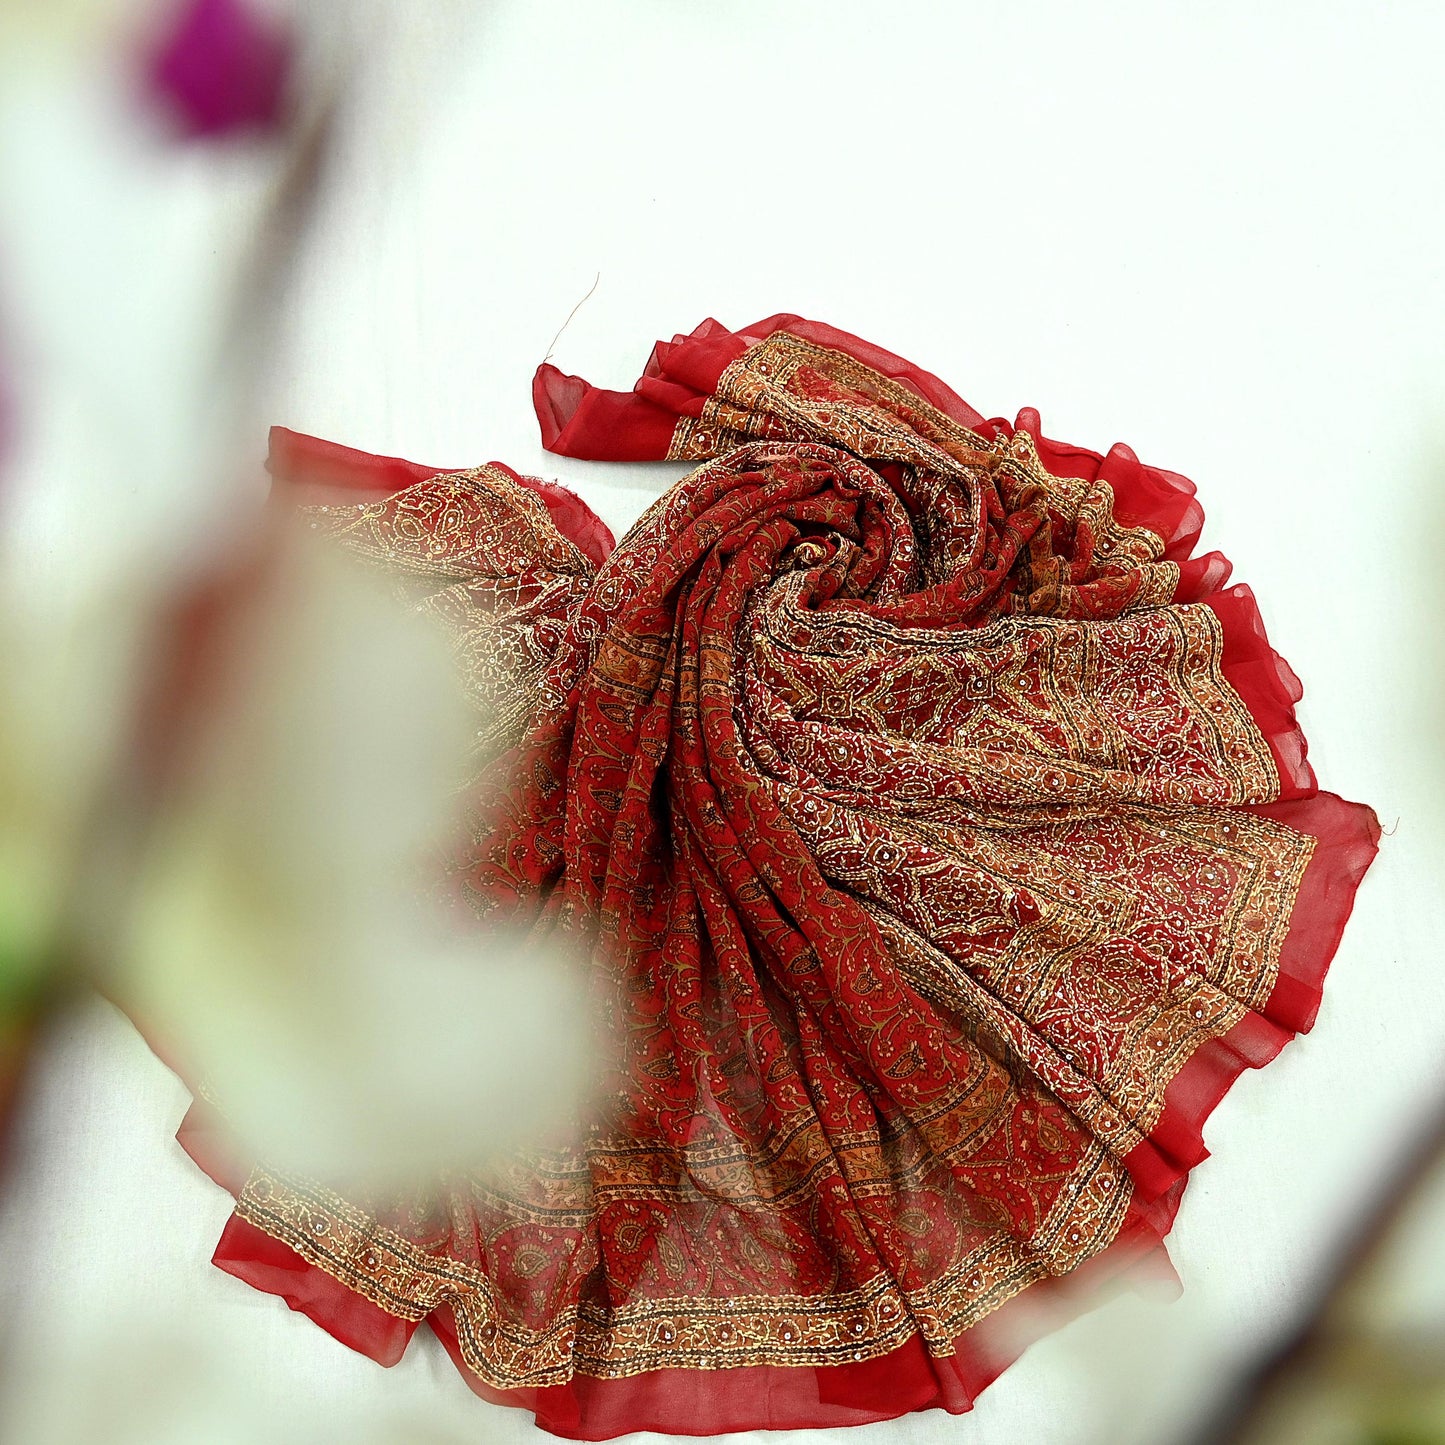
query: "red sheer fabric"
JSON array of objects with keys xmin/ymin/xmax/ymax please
[
  {"xmin": 177, "ymin": 318, "xmax": 1377, "ymax": 1440},
  {"xmin": 533, "ymin": 314, "xmax": 990, "ymax": 462}
]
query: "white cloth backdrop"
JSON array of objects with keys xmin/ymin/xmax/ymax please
[{"xmin": 1, "ymin": 3, "xmax": 1441, "ymax": 1442}]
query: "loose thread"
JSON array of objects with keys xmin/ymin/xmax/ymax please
[{"xmin": 542, "ymin": 273, "xmax": 602, "ymax": 366}]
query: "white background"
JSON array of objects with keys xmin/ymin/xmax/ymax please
[{"xmin": 2, "ymin": 3, "xmax": 1442, "ymax": 1443}]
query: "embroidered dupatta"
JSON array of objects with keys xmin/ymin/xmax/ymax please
[{"xmin": 178, "ymin": 315, "xmax": 1378, "ymax": 1440}]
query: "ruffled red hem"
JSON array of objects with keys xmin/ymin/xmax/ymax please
[{"xmin": 175, "ymin": 1094, "xmax": 1175, "ymax": 1437}]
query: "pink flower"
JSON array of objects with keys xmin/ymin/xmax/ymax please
[{"xmin": 145, "ymin": 0, "xmax": 292, "ymax": 139}]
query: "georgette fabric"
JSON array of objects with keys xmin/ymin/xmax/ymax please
[{"xmin": 177, "ymin": 315, "xmax": 1378, "ymax": 1439}]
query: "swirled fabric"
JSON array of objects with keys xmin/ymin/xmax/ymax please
[{"xmin": 178, "ymin": 315, "xmax": 1378, "ymax": 1440}]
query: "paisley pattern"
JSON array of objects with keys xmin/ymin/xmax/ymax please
[{"xmin": 195, "ymin": 318, "xmax": 1378, "ymax": 1440}]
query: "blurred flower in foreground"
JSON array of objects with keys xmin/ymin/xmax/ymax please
[
  {"xmin": 144, "ymin": 0, "xmax": 292, "ymax": 139},
  {"xmin": 116, "ymin": 517, "xmax": 593, "ymax": 1183},
  {"xmin": 0, "ymin": 0, "xmax": 589, "ymax": 1192}
]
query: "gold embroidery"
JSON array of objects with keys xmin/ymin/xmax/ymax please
[
  {"xmin": 671, "ymin": 331, "xmax": 1181, "ymax": 613},
  {"xmin": 222, "ymin": 342, "xmax": 1319, "ymax": 1392}
]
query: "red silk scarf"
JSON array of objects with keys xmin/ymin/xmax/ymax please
[{"xmin": 179, "ymin": 316, "xmax": 1378, "ymax": 1439}]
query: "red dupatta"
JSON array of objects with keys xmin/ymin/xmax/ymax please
[{"xmin": 178, "ymin": 315, "xmax": 1378, "ymax": 1439}]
